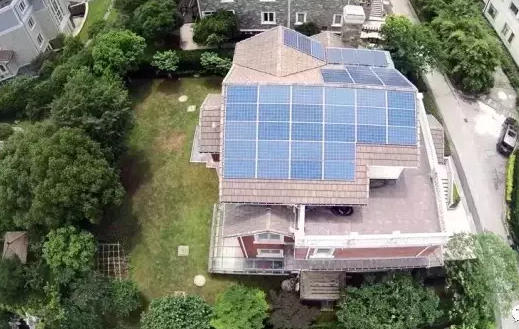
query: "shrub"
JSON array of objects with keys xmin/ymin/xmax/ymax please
[
  {"xmin": 507, "ymin": 153, "xmax": 516, "ymax": 203},
  {"xmin": 268, "ymin": 290, "xmax": 320, "ymax": 329},
  {"xmin": 177, "ymin": 49, "xmax": 233, "ymax": 72},
  {"xmin": 111, "ymin": 279, "xmax": 141, "ymax": 318},
  {"xmin": 141, "ymin": 295, "xmax": 212, "ymax": 329},
  {"xmin": 0, "ymin": 123, "xmax": 14, "ymax": 140},
  {"xmin": 88, "ymin": 19, "xmax": 108, "ymax": 39},
  {"xmin": 152, "ymin": 50, "xmax": 179, "ymax": 74},
  {"xmin": 193, "ymin": 10, "xmax": 239, "ymax": 47},
  {"xmin": 200, "ymin": 52, "xmax": 232, "ymax": 76},
  {"xmin": 295, "ymin": 22, "xmax": 321, "ymax": 36},
  {"xmin": 451, "ymin": 183, "xmax": 461, "ymax": 208}
]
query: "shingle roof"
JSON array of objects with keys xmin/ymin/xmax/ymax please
[
  {"xmin": 2, "ymin": 231, "xmax": 28, "ymax": 264},
  {"xmin": 221, "ymin": 204, "xmax": 295, "ymax": 237},
  {"xmin": 427, "ymin": 115, "xmax": 445, "ymax": 164},
  {"xmin": 310, "ymin": 32, "xmax": 345, "ymax": 48},
  {"xmin": 198, "ymin": 94, "xmax": 221, "ymax": 153},
  {"xmin": 0, "ymin": 50, "xmax": 14, "ymax": 62}
]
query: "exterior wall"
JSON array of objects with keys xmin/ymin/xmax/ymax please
[
  {"xmin": 240, "ymin": 234, "xmax": 290, "ymax": 258},
  {"xmin": 369, "ymin": 166, "xmax": 403, "ymax": 179},
  {"xmin": 294, "ymin": 246, "xmax": 437, "ymax": 259},
  {"xmin": 0, "ymin": 26, "xmax": 39, "ymax": 68},
  {"xmin": 484, "ymin": 0, "xmax": 519, "ymax": 67},
  {"xmin": 33, "ymin": 8, "xmax": 59, "ymax": 40},
  {"xmin": 197, "ymin": 0, "xmax": 367, "ymax": 32}
]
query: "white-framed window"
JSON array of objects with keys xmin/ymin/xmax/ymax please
[
  {"xmin": 261, "ymin": 12, "xmax": 276, "ymax": 24},
  {"xmin": 502, "ymin": 23, "xmax": 510, "ymax": 36},
  {"xmin": 19, "ymin": 0, "xmax": 26, "ymax": 12},
  {"xmin": 0, "ymin": 64, "xmax": 6, "ymax": 73},
  {"xmin": 511, "ymin": 2, "xmax": 519, "ymax": 16},
  {"xmin": 257, "ymin": 249, "xmax": 284, "ymax": 258},
  {"xmin": 254, "ymin": 233, "xmax": 282, "ymax": 243},
  {"xmin": 45, "ymin": 44, "xmax": 52, "ymax": 52},
  {"xmin": 311, "ymin": 248, "xmax": 334, "ymax": 258},
  {"xmin": 50, "ymin": 0, "xmax": 64, "ymax": 21},
  {"xmin": 509, "ymin": 32, "xmax": 516, "ymax": 43},
  {"xmin": 202, "ymin": 11, "xmax": 215, "ymax": 17},
  {"xmin": 28, "ymin": 16, "xmax": 35, "ymax": 29},
  {"xmin": 295, "ymin": 12, "xmax": 307, "ymax": 25},
  {"xmin": 332, "ymin": 14, "xmax": 342, "ymax": 27},
  {"xmin": 36, "ymin": 34, "xmax": 44, "ymax": 46},
  {"xmin": 487, "ymin": 4, "xmax": 497, "ymax": 19}
]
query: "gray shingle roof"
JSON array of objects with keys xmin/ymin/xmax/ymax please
[
  {"xmin": 221, "ymin": 204, "xmax": 295, "ymax": 237},
  {"xmin": 310, "ymin": 32, "xmax": 345, "ymax": 48},
  {"xmin": 198, "ymin": 94, "xmax": 221, "ymax": 153}
]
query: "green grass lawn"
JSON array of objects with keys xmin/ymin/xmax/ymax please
[
  {"xmin": 77, "ymin": 0, "xmax": 112, "ymax": 41},
  {"xmin": 98, "ymin": 78, "xmax": 282, "ymax": 304}
]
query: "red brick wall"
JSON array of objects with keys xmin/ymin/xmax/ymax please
[{"xmin": 241, "ymin": 235, "xmax": 286, "ymax": 258}]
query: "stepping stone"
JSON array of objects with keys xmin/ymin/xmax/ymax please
[
  {"xmin": 174, "ymin": 291, "xmax": 186, "ymax": 297},
  {"xmin": 178, "ymin": 95, "xmax": 188, "ymax": 102},
  {"xmin": 187, "ymin": 105, "xmax": 196, "ymax": 112},
  {"xmin": 194, "ymin": 275, "xmax": 206, "ymax": 287},
  {"xmin": 177, "ymin": 245, "xmax": 189, "ymax": 256}
]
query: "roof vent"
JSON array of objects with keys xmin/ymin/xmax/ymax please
[
  {"xmin": 341, "ymin": 5, "xmax": 366, "ymax": 48},
  {"xmin": 343, "ymin": 5, "xmax": 366, "ymax": 25}
]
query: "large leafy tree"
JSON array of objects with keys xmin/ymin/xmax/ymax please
[
  {"xmin": 42, "ymin": 226, "xmax": 97, "ymax": 284},
  {"xmin": 211, "ymin": 285, "xmax": 269, "ymax": 329},
  {"xmin": 336, "ymin": 272, "xmax": 441, "ymax": 329},
  {"xmin": 92, "ymin": 30, "xmax": 146, "ymax": 76},
  {"xmin": 193, "ymin": 10, "xmax": 239, "ymax": 47},
  {"xmin": 380, "ymin": 15, "xmax": 443, "ymax": 75},
  {"xmin": 114, "ymin": 0, "xmax": 147, "ymax": 16},
  {"xmin": 0, "ymin": 76, "xmax": 36, "ymax": 119},
  {"xmin": 0, "ymin": 258, "xmax": 27, "ymax": 306},
  {"xmin": 132, "ymin": 0, "xmax": 182, "ymax": 42},
  {"xmin": 0, "ymin": 124, "xmax": 124, "ymax": 231},
  {"xmin": 141, "ymin": 295, "xmax": 212, "ymax": 329},
  {"xmin": 111, "ymin": 279, "xmax": 141, "ymax": 318},
  {"xmin": 51, "ymin": 68, "xmax": 132, "ymax": 159},
  {"xmin": 268, "ymin": 290, "xmax": 320, "ymax": 329}
]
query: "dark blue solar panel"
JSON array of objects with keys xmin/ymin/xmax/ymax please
[
  {"xmin": 372, "ymin": 51, "xmax": 388, "ymax": 67},
  {"xmin": 324, "ymin": 124, "xmax": 355, "ymax": 142},
  {"xmin": 323, "ymin": 161, "xmax": 355, "ymax": 180},
  {"xmin": 224, "ymin": 159, "xmax": 255, "ymax": 178},
  {"xmin": 292, "ymin": 104, "xmax": 323, "ymax": 122},
  {"xmin": 292, "ymin": 86, "xmax": 323, "ymax": 104},
  {"xmin": 324, "ymin": 142, "xmax": 355, "ymax": 160},
  {"xmin": 226, "ymin": 122, "xmax": 256, "ymax": 140},
  {"xmin": 388, "ymin": 126, "xmax": 416, "ymax": 145},
  {"xmin": 325, "ymin": 105, "xmax": 355, "ymax": 123},
  {"xmin": 283, "ymin": 29, "xmax": 298, "ymax": 48},
  {"xmin": 326, "ymin": 48, "xmax": 343, "ymax": 63},
  {"xmin": 226, "ymin": 103, "xmax": 257, "ymax": 121},
  {"xmin": 387, "ymin": 91, "xmax": 415, "ymax": 109},
  {"xmin": 292, "ymin": 123, "xmax": 322, "ymax": 141},
  {"xmin": 259, "ymin": 85, "xmax": 291, "ymax": 103},
  {"xmin": 356, "ymin": 49, "xmax": 375, "ymax": 66},
  {"xmin": 258, "ymin": 141, "xmax": 289, "ymax": 159},
  {"xmin": 346, "ymin": 66, "xmax": 383, "ymax": 85},
  {"xmin": 259, "ymin": 104, "xmax": 290, "ymax": 121},
  {"xmin": 257, "ymin": 160, "xmax": 289, "ymax": 179},
  {"xmin": 224, "ymin": 140, "xmax": 256, "ymax": 159},
  {"xmin": 226, "ymin": 85, "xmax": 257, "ymax": 103},
  {"xmin": 258, "ymin": 122, "xmax": 289, "ymax": 140},
  {"xmin": 321, "ymin": 69, "xmax": 353, "ymax": 84},
  {"xmin": 357, "ymin": 107, "xmax": 386, "ymax": 125},
  {"xmin": 292, "ymin": 142, "xmax": 322, "ymax": 160},
  {"xmin": 341, "ymin": 49, "xmax": 358, "ymax": 65},
  {"xmin": 311, "ymin": 41, "xmax": 326, "ymax": 61},
  {"xmin": 388, "ymin": 109, "xmax": 415, "ymax": 127},
  {"xmin": 298, "ymin": 34, "xmax": 312, "ymax": 54},
  {"xmin": 356, "ymin": 89, "xmax": 386, "ymax": 107},
  {"xmin": 372, "ymin": 67, "xmax": 412, "ymax": 88},
  {"xmin": 291, "ymin": 161, "xmax": 322, "ymax": 179},
  {"xmin": 324, "ymin": 87, "xmax": 355, "ymax": 105},
  {"xmin": 357, "ymin": 125, "xmax": 386, "ymax": 144}
]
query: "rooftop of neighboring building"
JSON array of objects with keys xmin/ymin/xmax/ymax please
[{"xmin": 0, "ymin": 0, "xmax": 12, "ymax": 9}]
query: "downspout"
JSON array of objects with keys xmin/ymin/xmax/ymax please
[{"xmin": 287, "ymin": 0, "xmax": 290, "ymax": 28}]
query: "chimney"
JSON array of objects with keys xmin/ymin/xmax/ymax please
[{"xmin": 341, "ymin": 5, "xmax": 366, "ymax": 48}]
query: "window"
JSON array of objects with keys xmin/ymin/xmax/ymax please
[
  {"xmin": 0, "ymin": 64, "xmax": 5, "ymax": 73},
  {"xmin": 295, "ymin": 12, "xmax": 306, "ymax": 25},
  {"xmin": 261, "ymin": 12, "xmax": 276, "ymax": 24},
  {"xmin": 257, "ymin": 249, "xmax": 284, "ymax": 258},
  {"xmin": 502, "ymin": 23, "xmax": 510, "ymax": 36},
  {"xmin": 488, "ymin": 4, "xmax": 497, "ymax": 19},
  {"xmin": 511, "ymin": 2, "xmax": 519, "ymax": 16},
  {"xmin": 18, "ymin": 0, "xmax": 26, "ymax": 12},
  {"xmin": 332, "ymin": 14, "xmax": 342, "ymax": 26},
  {"xmin": 36, "ymin": 34, "xmax": 43, "ymax": 46},
  {"xmin": 255, "ymin": 233, "xmax": 282, "ymax": 243},
  {"xmin": 45, "ymin": 44, "xmax": 52, "ymax": 52},
  {"xmin": 221, "ymin": 0, "xmax": 234, "ymax": 2},
  {"xmin": 311, "ymin": 248, "xmax": 334, "ymax": 258},
  {"xmin": 28, "ymin": 17, "xmax": 35, "ymax": 29},
  {"xmin": 202, "ymin": 11, "xmax": 215, "ymax": 17},
  {"xmin": 50, "ymin": 0, "xmax": 64, "ymax": 21},
  {"xmin": 509, "ymin": 32, "xmax": 516, "ymax": 43}
]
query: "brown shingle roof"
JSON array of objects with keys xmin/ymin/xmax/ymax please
[
  {"xmin": 2, "ymin": 231, "xmax": 28, "ymax": 263},
  {"xmin": 310, "ymin": 32, "xmax": 345, "ymax": 48},
  {"xmin": 221, "ymin": 204, "xmax": 295, "ymax": 237},
  {"xmin": 198, "ymin": 94, "xmax": 221, "ymax": 153},
  {"xmin": 0, "ymin": 50, "xmax": 14, "ymax": 62}
]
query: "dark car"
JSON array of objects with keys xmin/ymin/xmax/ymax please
[{"xmin": 497, "ymin": 117, "xmax": 518, "ymax": 156}]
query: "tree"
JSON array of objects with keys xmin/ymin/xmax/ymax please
[
  {"xmin": 50, "ymin": 68, "xmax": 132, "ymax": 159},
  {"xmin": 114, "ymin": 0, "xmax": 147, "ymax": 16},
  {"xmin": 0, "ymin": 258, "xmax": 27, "ymax": 305},
  {"xmin": 193, "ymin": 10, "xmax": 239, "ymax": 47},
  {"xmin": 152, "ymin": 51, "xmax": 179, "ymax": 75},
  {"xmin": 141, "ymin": 295, "xmax": 212, "ymax": 329},
  {"xmin": 211, "ymin": 285, "xmax": 269, "ymax": 329},
  {"xmin": 336, "ymin": 272, "xmax": 441, "ymax": 329},
  {"xmin": 0, "ymin": 76, "xmax": 35, "ymax": 119},
  {"xmin": 268, "ymin": 290, "xmax": 320, "ymax": 329},
  {"xmin": 111, "ymin": 279, "xmax": 141, "ymax": 317},
  {"xmin": 0, "ymin": 123, "xmax": 13, "ymax": 140},
  {"xmin": 88, "ymin": 19, "xmax": 108, "ymax": 39},
  {"xmin": 132, "ymin": 0, "xmax": 182, "ymax": 42},
  {"xmin": 60, "ymin": 37, "xmax": 85, "ymax": 63},
  {"xmin": 92, "ymin": 30, "xmax": 146, "ymax": 76},
  {"xmin": 42, "ymin": 226, "xmax": 97, "ymax": 284},
  {"xmin": 0, "ymin": 124, "xmax": 124, "ymax": 230},
  {"xmin": 295, "ymin": 22, "xmax": 321, "ymax": 36},
  {"xmin": 445, "ymin": 233, "xmax": 519, "ymax": 327},
  {"xmin": 380, "ymin": 15, "xmax": 443, "ymax": 76},
  {"xmin": 200, "ymin": 52, "xmax": 232, "ymax": 76}
]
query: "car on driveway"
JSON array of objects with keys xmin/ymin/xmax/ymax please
[{"xmin": 497, "ymin": 117, "xmax": 518, "ymax": 156}]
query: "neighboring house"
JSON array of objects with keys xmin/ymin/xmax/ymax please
[
  {"xmin": 484, "ymin": 0, "xmax": 519, "ymax": 66},
  {"xmin": 196, "ymin": 0, "xmax": 388, "ymax": 34},
  {"xmin": 0, "ymin": 0, "xmax": 74, "ymax": 82},
  {"xmin": 194, "ymin": 19, "xmax": 472, "ymax": 300}
]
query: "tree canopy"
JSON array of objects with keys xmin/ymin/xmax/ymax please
[
  {"xmin": 268, "ymin": 290, "xmax": 320, "ymax": 329},
  {"xmin": 141, "ymin": 295, "xmax": 212, "ymax": 329},
  {"xmin": 0, "ymin": 124, "xmax": 124, "ymax": 231},
  {"xmin": 336, "ymin": 272, "xmax": 441, "ymax": 329},
  {"xmin": 200, "ymin": 52, "xmax": 232, "ymax": 76},
  {"xmin": 92, "ymin": 30, "xmax": 146, "ymax": 75},
  {"xmin": 0, "ymin": 76, "xmax": 36, "ymax": 119},
  {"xmin": 132, "ymin": 0, "xmax": 182, "ymax": 41},
  {"xmin": 211, "ymin": 285, "xmax": 269, "ymax": 329},
  {"xmin": 0, "ymin": 258, "xmax": 27, "ymax": 306},
  {"xmin": 111, "ymin": 279, "xmax": 141, "ymax": 318},
  {"xmin": 152, "ymin": 50, "xmax": 180, "ymax": 74},
  {"xmin": 193, "ymin": 11, "xmax": 239, "ymax": 47}
]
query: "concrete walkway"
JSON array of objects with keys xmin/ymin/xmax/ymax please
[{"xmin": 180, "ymin": 23, "xmax": 210, "ymax": 50}]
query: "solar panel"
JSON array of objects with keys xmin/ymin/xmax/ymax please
[
  {"xmin": 291, "ymin": 161, "xmax": 322, "ymax": 179},
  {"xmin": 388, "ymin": 126, "xmax": 416, "ymax": 145},
  {"xmin": 226, "ymin": 103, "xmax": 257, "ymax": 121},
  {"xmin": 292, "ymin": 104, "xmax": 323, "ymax": 122},
  {"xmin": 283, "ymin": 29, "xmax": 298, "ymax": 48},
  {"xmin": 258, "ymin": 141, "xmax": 289, "ymax": 159},
  {"xmin": 224, "ymin": 159, "xmax": 255, "ymax": 178},
  {"xmin": 224, "ymin": 140, "xmax": 256, "ymax": 159},
  {"xmin": 357, "ymin": 125, "xmax": 386, "ymax": 144},
  {"xmin": 325, "ymin": 48, "xmax": 390, "ymax": 67},
  {"xmin": 387, "ymin": 91, "xmax": 415, "ymax": 109},
  {"xmin": 357, "ymin": 107, "xmax": 386, "ymax": 125},
  {"xmin": 227, "ymin": 85, "xmax": 257, "ymax": 103},
  {"xmin": 388, "ymin": 108, "xmax": 415, "ymax": 127},
  {"xmin": 324, "ymin": 161, "xmax": 356, "ymax": 180},
  {"xmin": 325, "ymin": 87, "xmax": 355, "ymax": 105},
  {"xmin": 325, "ymin": 105, "xmax": 355, "ymax": 123},
  {"xmin": 324, "ymin": 124, "xmax": 355, "ymax": 142},
  {"xmin": 283, "ymin": 28, "xmax": 326, "ymax": 61},
  {"xmin": 324, "ymin": 142, "xmax": 355, "ymax": 160},
  {"xmin": 259, "ymin": 85, "xmax": 291, "ymax": 103},
  {"xmin": 326, "ymin": 48, "xmax": 343, "ymax": 63},
  {"xmin": 311, "ymin": 41, "xmax": 326, "ymax": 61},
  {"xmin": 346, "ymin": 66, "xmax": 383, "ymax": 85},
  {"xmin": 259, "ymin": 104, "xmax": 290, "ymax": 121},
  {"xmin": 257, "ymin": 160, "xmax": 289, "ymax": 179},
  {"xmin": 372, "ymin": 67, "xmax": 412, "ymax": 88},
  {"xmin": 258, "ymin": 122, "xmax": 289, "ymax": 140},
  {"xmin": 341, "ymin": 49, "xmax": 358, "ymax": 65},
  {"xmin": 292, "ymin": 86, "xmax": 323, "ymax": 104},
  {"xmin": 292, "ymin": 123, "xmax": 323, "ymax": 141},
  {"xmin": 292, "ymin": 142, "xmax": 322, "ymax": 160},
  {"xmin": 356, "ymin": 49, "xmax": 375, "ymax": 66},
  {"xmin": 321, "ymin": 69, "xmax": 353, "ymax": 84},
  {"xmin": 226, "ymin": 122, "xmax": 256, "ymax": 140},
  {"xmin": 356, "ymin": 89, "xmax": 386, "ymax": 107}
]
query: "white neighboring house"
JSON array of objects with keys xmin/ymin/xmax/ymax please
[
  {"xmin": 0, "ymin": 0, "xmax": 74, "ymax": 82},
  {"xmin": 484, "ymin": 0, "xmax": 519, "ymax": 66}
]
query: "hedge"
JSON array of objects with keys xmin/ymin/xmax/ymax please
[
  {"xmin": 509, "ymin": 152, "xmax": 519, "ymax": 246},
  {"xmin": 507, "ymin": 153, "xmax": 516, "ymax": 203}
]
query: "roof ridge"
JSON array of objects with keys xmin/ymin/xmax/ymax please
[{"xmin": 276, "ymin": 27, "xmax": 283, "ymax": 76}]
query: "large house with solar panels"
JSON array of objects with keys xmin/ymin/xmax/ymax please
[{"xmin": 193, "ymin": 25, "xmax": 472, "ymax": 298}]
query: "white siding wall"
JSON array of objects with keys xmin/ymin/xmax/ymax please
[
  {"xmin": 0, "ymin": 26, "xmax": 39, "ymax": 67},
  {"xmin": 33, "ymin": 8, "xmax": 59, "ymax": 40},
  {"xmin": 484, "ymin": 0, "xmax": 519, "ymax": 66}
]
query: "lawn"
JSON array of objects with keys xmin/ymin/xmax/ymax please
[
  {"xmin": 77, "ymin": 0, "xmax": 113, "ymax": 41},
  {"xmin": 98, "ymin": 77, "xmax": 282, "ymax": 304}
]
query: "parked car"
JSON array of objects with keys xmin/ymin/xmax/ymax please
[{"xmin": 497, "ymin": 117, "xmax": 518, "ymax": 156}]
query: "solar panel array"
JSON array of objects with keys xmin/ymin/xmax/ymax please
[
  {"xmin": 321, "ymin": 67, "xmax": 413, "ymax": 88},
  {"xmin": 283, "ymin": 29, "xmax": 326, "ymax": 62},
  {"xmin": 223, "ymin": 85, "xmax": 417, "ymax": 180},
  {"xmin": 326, "ymin": 47, "xmax": 389, "ymax": 67}
]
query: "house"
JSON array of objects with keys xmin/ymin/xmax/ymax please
[
  {"xmin": 193, "ymin": 22, "xmax": 472, "ymax": 300},
  {"xmin": 196, "ymin": 0, "xmax": 389, "ymax": 35},
  {"xmin": 484, "ymin": 0, "xmax": 519, "ymax": 67},
  {"xmin": 0, "ymin": 0, "xmax": 74, "ymax": 82}
]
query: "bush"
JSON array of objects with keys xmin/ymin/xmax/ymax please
[
  {"xmin": 200, "ymin": 52, "xmax": 232, "ymax": 76},
  {"xmin": 295, "ymin": 22, "xmax": 321, "ymax": 36},
  {"xmin": 268, "ymin": 290, "xmax": 320, "ymax": 329},
  {"xmin": 507, "ymin": 153, "xmax": 516, "ymax": 203},
  {"xmin": 193, "ymin": 10, "xmax": 239, "ymax": 47},
  {"xmin": 141, "ymin": 295, "xmax": 212, "ymax": 329},
  {"xmin": 88, "ymin": 19, "xmax": 108, "ymax": 39},
  {"xmin": 152, "ymin": 50, "xmax": 179, "ymax": 74},
  {"xmin": 451, "ymin": 183, "xmax": 461, "ymax": 208},
  {"xmin": 111, "ymin": 279, "xmax": 141, "ymax": 318},
  {"xmin": 177, "ymin": 49, "xmax": 233, "ymax": 72},
  {"xmin": 0, "ymin": 123, "xmax": 13, "ymax": 140}
]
